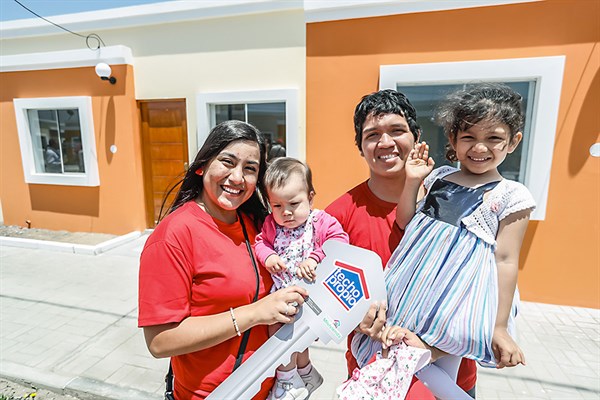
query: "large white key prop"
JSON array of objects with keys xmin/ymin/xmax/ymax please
[{"xmin": 207, "ymin": 240, "xmax": 387, "ymax": 400}]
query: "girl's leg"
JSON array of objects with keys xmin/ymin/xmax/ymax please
[
  {"xmin": 434, "ymin": 355, "xmax": 462, "ymax": 380},
  {"xmin": 277, "ymin": 352, "xmax": 298, "ymax": 372},
  {"xmin": 270, "ymin": 352, "xmax": 308, "ymax": 400},
  {"xmin": 416, "ymin": 355, "xmax": 472, "ymax": 400},
  {"xmin": 296, "ymin": 348, "xmax": 310, "ymax": 370},
  {"xmin": 296, "ymin": 349, "xmax": 324, "ymax": 396},
  {"xmin": 271, "ymin": 323, "xmax": 298, "ymax": 373}
]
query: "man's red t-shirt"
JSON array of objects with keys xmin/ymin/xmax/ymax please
[
  {"xmin": 138, "ymin": 201, "xmax": 274, "ymax": 399},
  {"xmin": 326, "ymin": 181, "xmax": 477, "ymax": 394}
]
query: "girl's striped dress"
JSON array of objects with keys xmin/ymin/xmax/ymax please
[{"xmin": 352, "ymin": 166, "xmax": 535, "ymax": 368}]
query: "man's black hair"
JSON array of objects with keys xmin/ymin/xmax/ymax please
[{"xmin": 353, "ymin": 89, "xmax": 421, "ymax": 152}]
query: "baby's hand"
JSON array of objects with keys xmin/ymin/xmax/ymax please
[
  {"xmin": 492, "ymin": 327, "xmax": 525, "ymax": 368},
  {"xmin": 296, "ymin": 258, "xmax": 318, "ymax": 281},
  {"xmin": 265, "ymin": 254, "xmax": 287, "ymax": 274},
  {"xmin": 405, "ymin": 141, "xmax": 435, "ymax": 182}
]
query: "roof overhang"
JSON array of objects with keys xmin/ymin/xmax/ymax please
[
  {"xmin": 1, "ymin": 0, "xmax": 303, "ymax": 39},
  {"xmin": 0, "ymin": 45, "xmax": 133, "ymax": 72}
]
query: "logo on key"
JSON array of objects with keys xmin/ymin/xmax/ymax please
[{"xmin": 323, "ymin": 260, "xmax": 370, "ymax": 311}]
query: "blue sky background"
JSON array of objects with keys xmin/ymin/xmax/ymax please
[{"xmin": 1, "ymin": 0, "xmax": 175, "ymax": 22}]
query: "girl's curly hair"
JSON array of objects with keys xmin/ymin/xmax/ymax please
[{"xmin": 436, "ymin": 83, "xmax": 525, "ymax": 162}]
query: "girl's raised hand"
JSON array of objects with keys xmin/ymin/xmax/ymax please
[
  {"xmin": 405, "ymin": 141, "xmax": 435, "ymax": 182},
  {"xmin": 492, "ymin": 327, "xmax": 526, "ymax": 368}
]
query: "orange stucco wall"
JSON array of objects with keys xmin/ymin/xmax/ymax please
[
  {"xmin": 307, "ymin": 0, "xmax": 600, "ymax": 308},
  {"xmin": 0, "ymin": 64, "xmax": 147, "ymax": 235}
]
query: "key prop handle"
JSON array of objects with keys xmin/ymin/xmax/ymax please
[
  {"xmin": 207, "ymin": 241, "xmax": 386, "ymax": 399},
  {"xmin": 295, "ymin": 240, "xmax": 387, "ymax": 343}
]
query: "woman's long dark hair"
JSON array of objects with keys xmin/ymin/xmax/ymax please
[{"xmin": 161, "ymin": 120, "xmax": 269, "ymax": 225}]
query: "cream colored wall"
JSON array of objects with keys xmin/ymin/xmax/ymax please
[
  {"xmin": 1, "ymin": 10, "xmax": 306, "ymax": 160},
  {"xmin": 134, "ymin": 47, "xmax": 305, "ymax": 157}
]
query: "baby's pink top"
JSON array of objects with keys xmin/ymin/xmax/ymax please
[{"xmin": 254, "ymin": 209, "xmax": 349, "ymax": 266}]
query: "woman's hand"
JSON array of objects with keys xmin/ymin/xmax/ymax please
[
  {"xmin": 492, "ymin": 326, "xmax": 525, "ymax": 368},
  {"xmin": 250, "ymin": 285, "xmax": 308, "ymax": 326},
  {"xmin": 296, "ymin": 258, "xmax": 318, "ymax": 281},
  {"xmin": 355, "ymin": 301, "xmax": 387, "ymax": 341},
  {"xmin": 405, "ymin": 142, "xmax": 435, "ymax": 182},
  {"xmin": 143, "ymin": 286, "xmax": 308, "ymax": 358},
  {"xmin": 265, "ymin": 254, "xmax": 287, "ymax": 274}
]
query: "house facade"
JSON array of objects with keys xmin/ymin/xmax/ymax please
[
  {"xmin": 1, "ymin": 1, "xmax": 305, "ymax": 231},
  {"xmin": 1, "ymin": 0, "xmax": 598, "ymax": 307},
  {"xmin": 305, "ymin": 0, "xmax": 599, "ymax": 308}
]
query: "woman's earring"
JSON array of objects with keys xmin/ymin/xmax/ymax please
[{"xmin": 195, "ymin": 168, "xmax": 203, "ymax": 176}]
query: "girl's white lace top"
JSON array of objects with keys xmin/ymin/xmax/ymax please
[{"xmin": 420, "ymin": 166, "xmax": 536, "ymax": 247}]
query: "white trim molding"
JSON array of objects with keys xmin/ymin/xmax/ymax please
[
  {"xmin": 0, "ymin": 0, "xmax": 539, "ymax": 35},
  {"xmin": 1, "ymin": 0, "xmax": 302, "ymax": 39},
  {"xmin": 380, "ymin": 56, "xmax": 566, "ymax": 220},
  {"xmin": 13, "ymin": 96, "xmax": 100, "ymax": 187},
  {"xmin": 0, "ymin": 45, "xmax": 133, "ymax": 72},
  {"xmin": 305, "ymin": 0, "xmax": 540, "ymax": 23},
  {"xmin": 197, "ymin": 89, "xmax": 299, "ymax": 159}
]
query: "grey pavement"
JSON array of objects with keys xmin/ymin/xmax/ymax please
[{"xmin": 1, "ymin": 234, "xmax": 599, "ymax": 400}]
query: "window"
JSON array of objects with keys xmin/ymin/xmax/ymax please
[
  {"xmin": 14, "ymin": 97, "xmax": 100, "ymax": 186},
  {"xmin": 380, "ymin": 56, "xmax": 565, "ymax": 220},
  {"xmin": 197, "ymin": 89, "xmax": 298, "ymax": 160},
  {"xmin": 397, "ymin": 82, "xmax": 534, "ymax": 183}
]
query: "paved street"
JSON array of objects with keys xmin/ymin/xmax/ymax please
[{"xmin": 1, "ymin": 234, "xmax": 599, "ymax": 399}]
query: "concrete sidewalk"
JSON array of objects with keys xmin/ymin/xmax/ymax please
[{"xmin": 1, "ymin": 235, "xmax": 599, "ymax": 399}]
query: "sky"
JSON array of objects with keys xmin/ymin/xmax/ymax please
[{"xmin": 0, "ymin": 0, "xmax": 175, "ymax": 22}]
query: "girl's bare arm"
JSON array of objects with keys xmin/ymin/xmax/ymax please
[{"xmin": 493, "ymin": 208, "xmax": 531, "ymax": 367}]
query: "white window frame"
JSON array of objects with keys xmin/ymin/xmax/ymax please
[
  {"xmin": 380, "ymin": 56, "xmax": 565, "ymax": 220},
  {"xmin": 13, "ymin": 96, "xmax": 100, "ymax": 186},
  {"xmin": 197, "ymin": 89, "xmax": 299, "ymax": 159}
]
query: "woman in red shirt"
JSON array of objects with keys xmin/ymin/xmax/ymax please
[{"xmin": 138, "ymin": 121, "xmax": 307, "ymax": 400}]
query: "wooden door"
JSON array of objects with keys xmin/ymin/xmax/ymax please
[{"xmin": 139, "ymin": 100, "xmax": 189, "ymax": 227}]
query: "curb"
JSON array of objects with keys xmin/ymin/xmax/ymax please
[
  {"xmin": 1, "ymin": 361, "xmax": 161, "ymax": 400},
  {"xmin": 0, "ymin": 231, "xmax": 141, "ymax": 255}
]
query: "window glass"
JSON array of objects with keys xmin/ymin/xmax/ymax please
[
  {"xmin": 14, "ymin": 96, "xmax": 99, "ymax": 186},
  {"xmin": 248, "ymin": 102, "xmax": 286, "ymax": 160},
  {"xmin": 397, "ymin": 81, "xmax": 533, "ymax": 182},
  {"xmin": 26, "ymin": 109, "xmax": 85, "ymax": 174},
  {"xmin": 215, "ymin": 104, "xmax": 245, "ymax": 125},
  {"xmin": 211, "ymin": 102, "xmax": 287, "ymax": 161}
]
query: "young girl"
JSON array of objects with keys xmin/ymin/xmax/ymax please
[
  {"xmin": 352, "ymin": 83, "xmax": 536, "ymax": 399},
  {"xmin": 255, "ymin": 157, "xmax": 349, "ymax": 400}
]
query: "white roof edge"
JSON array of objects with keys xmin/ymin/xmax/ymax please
[
  {"xmin": 1, "ymin": 0, "xmax": 303, "ymax": 39},
  {"xmin": 304, "ymin": 0, "xmax": 541, "ymax": 23},
  {"xmin": 0, "ymin": 45, "xmax": 134, "ymax": 72}
]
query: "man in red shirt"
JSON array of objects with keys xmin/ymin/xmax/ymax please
[{"xmin": 326, "ymin": 89, "xmax": 477, "ymax": 398}]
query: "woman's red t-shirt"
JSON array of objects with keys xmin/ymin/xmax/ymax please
[{"xmin": 138, "ymin": 201, "xmax": 274, "ymax": 399}]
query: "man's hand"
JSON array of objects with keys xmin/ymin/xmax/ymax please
[{"xmin": 355, "ymin": 301, "xmax": 387, "ymax": 341}]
